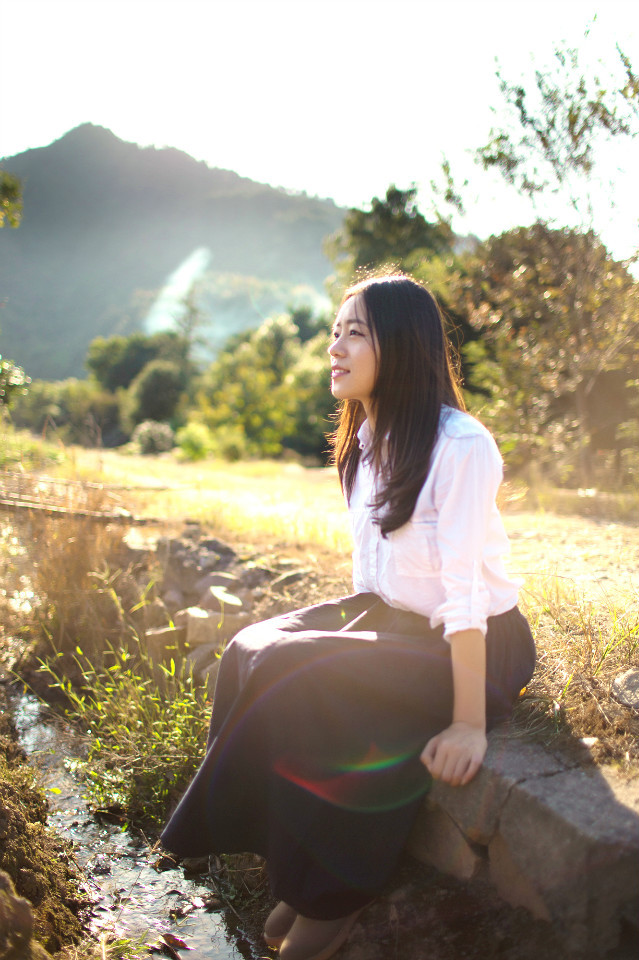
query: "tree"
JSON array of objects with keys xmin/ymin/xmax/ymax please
[
  {"xmin": 10, "ymin": 377, "xmax": 123, "ymax": 446},
  {"xmin": 196, "ymin": 315, "xmax": 301, "ymax": 458},
  {"xmin": 126, "ymin": 359, "xmax": 186, "ymax": 427},
  {"xmin": 325, "ymin": 185, "xmax": 453, "ymax": 291},
  {"xmin": 447, "ymin": 224, "xmax": 639, "ymax": 483},
  {"xmin": 476, "ymin": 43, "xmax": 639, "ymax": 226},
  {"xmin": 86, "ymin": 330, "xmax": 191, "ymax": 392},
  {"xmin": 441, "ymin": 39, "xmax": 639, "ymax": 484},
  {"xmin": 0, "ymin": 171, "xmax": 22, "ymax": 228}
]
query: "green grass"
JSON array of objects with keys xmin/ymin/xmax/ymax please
[
  {"xmin": 0, "ymin": 421, "xmax": 65, "ymax": 470},
  {"xmin": 39, "ymin": 637, "xmax": 211, "ymax": 826}
]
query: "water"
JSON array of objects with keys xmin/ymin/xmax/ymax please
[{"xmin": 11, "ymin": 694, "xmax": 261, "ymax": 959}]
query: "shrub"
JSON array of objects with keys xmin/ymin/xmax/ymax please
[
  {"xmin": 131, "ymin": 420, "xmax": 175, "ymax": 454},
  {"xmin": 126, "ymin": 359, "xmax": 185, "ymax": 426},
  {"xmin": 176, "ymin": 420, "xmax": 214, "ymax": 461}
]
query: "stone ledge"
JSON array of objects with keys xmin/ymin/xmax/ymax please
[{"xmin": 407, "ymin": 727, "xmax": 639, "ymax": 956}]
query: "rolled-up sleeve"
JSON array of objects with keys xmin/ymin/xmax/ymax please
[{"xmin": 430, "ymin": 431, "xmax": 504, "ymax": 638}]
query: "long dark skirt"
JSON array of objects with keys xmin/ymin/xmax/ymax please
[{"xmin": 160, "ymin": 593, "xmax": 535, "ymax": 919}]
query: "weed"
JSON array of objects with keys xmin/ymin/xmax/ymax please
[{"xmin": 38, "ymin": 636, "xmax": 211, "ymax": 826}]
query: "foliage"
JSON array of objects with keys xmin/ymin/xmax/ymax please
[
  {"xmin": 86, "ymin": 330, "xmax": 191, "ymax": 392},
  {"xmin": 39, "ymin": 638, "xmax": 211, "ymax": 826},
  {"xmin": 10, "ymin": 377, "xmax": 124, "ymax": 446},
  {"xmin": 284, "ymin": 330, "xmax": 336, "ymax": 459},
  {"xmin": 448, "ymin": 224, "xmax": 639, "ymax": 483},
  {"xmin": 289, "ymin": 304, "xmax": 330, "ymax": 343},
  {"xmin": 175, "ymin": 420, "xmax": 214, "ymax": 460},
  {"xmin": 196, "ymin": 312, "xmax": 336, "ymax": 461},
  {"xmin": 131, "ymin": 419, "xmax": 175, "ymax": 454},
  {"xmin": 0, "ymin": 355, "xmax": 30, "ymax": 406},
  {"xmin": 477, "ymin": 43, "xmax": 639, "ymax": 218},
  {"xmin": 0, "ymin": 170, "xmax": 22, "ymax": 227},
  {"xmin": 325, "ymin": 184, "xmax": 453, "ymax": 292},
  {"xmin": 198, "ymin": 315, "xmax": 301, "ymax": 458},
  {"xmin": 125, "ymin": 359, "xmax": 186, "ymax": 427}
]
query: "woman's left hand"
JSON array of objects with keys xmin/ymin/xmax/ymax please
[{"xmin": 420, "ymin": 722, "xmax": 487, "ymax": 786}]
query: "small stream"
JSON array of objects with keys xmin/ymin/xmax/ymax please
[{"xmin": 11, "ymin": 693, "xmax": 264, "ymax": 960}]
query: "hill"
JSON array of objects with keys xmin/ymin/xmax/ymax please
[{"xmin": 0, "ymin": 124, "xmax": 344, "ymax": 380}]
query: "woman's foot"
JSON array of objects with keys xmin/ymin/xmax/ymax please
[
  {"xmin": 279, "ymin": 909, "xmax": 363, "ymax": 960},
  {"xmin": 263, "ymin": 900, "xmax": 297, "ymax": 948}
]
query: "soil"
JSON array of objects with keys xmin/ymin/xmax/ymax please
[{"xmin": 0, "ymin": 688, "xmax": 88, "ymax": 955}]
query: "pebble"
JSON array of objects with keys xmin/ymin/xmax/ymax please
[{"xmin": 612, "ymin": 668, "xmax": 639, "ymax": 711}]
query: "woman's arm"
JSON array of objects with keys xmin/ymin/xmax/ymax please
[{"xmin": 420, "ymin": 628, "xmax": 487, "ymax": 786}]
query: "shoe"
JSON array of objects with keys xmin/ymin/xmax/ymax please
[
  {"xmin": 263, "ymin": 901, "xmax": 297, "ymax": 948},
  {"xmin": 279, "ymin": 909, "xmax": 363, "ymax": 960}
]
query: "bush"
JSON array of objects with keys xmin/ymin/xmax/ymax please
[
  {"xmin": 175, "ymin": 420, "xmax": 214, "ymax": 461},
  {"xmin": 131, "ymin": 420, "xmax": 175, "ymax": 454},
  {"xmin": 126, "ymin": 359, "xmax": 185, "ymax": 426}
]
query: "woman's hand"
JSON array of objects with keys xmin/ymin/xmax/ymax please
[{"xmin": 420, "ymin": 721, "xmax": 487, "ymax": 786}]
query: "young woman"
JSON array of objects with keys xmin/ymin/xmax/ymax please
[{"xmin": 161, "ymin": 274, "xmax": 535, "ymax": 960}]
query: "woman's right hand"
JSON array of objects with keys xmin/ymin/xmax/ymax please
[{"xmin": 420, "ymin": 720, "xmax": 487, "ymax": 787}]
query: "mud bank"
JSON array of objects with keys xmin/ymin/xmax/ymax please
[{"xmin": 0, "ymin": 686, "xmax": 85, "ymax": 957}]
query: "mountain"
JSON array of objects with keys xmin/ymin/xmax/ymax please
[{"xmin": 0, "ymin": 124, "xmax": 344, "ymax": 380}]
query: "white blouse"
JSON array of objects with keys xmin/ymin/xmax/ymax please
[{"xmin": 348, "ymin": 408, "xmax": 520, "ymax": 639}]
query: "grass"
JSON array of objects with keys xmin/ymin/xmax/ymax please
[
  {"xmin": 3, "ymin": 441, "xmax": 638, "ymax": 836},
  {"xmin": 515, "ymin": 576, "xmax": 639, "ymax": 767},
  {"xmin": 0, "ymin": 418, "xmax": 66, "ymax": 470},
  {"xmin": 53, "ymin": 446, "xmax": 354, "ymax": 552},
  {"xmin": 38, "ymin": 637, "xmax": 211, "ymax": 826}
]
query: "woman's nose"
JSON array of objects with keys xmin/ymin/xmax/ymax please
[{"xmin": 328, "ymin": 336, "xmax": 344, "ymax": 357}]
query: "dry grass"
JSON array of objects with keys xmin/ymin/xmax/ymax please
[
  {"xmin": 515, "ymin": 576, "xmax": 639, "ymax": 768},
  {"xmin": 3, "ymin": 446, "xmax": 638, "ymax": 772}
]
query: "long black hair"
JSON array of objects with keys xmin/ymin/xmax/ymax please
[{"xmin": 330, "ymin": 274, "xmax": 465, "ymax": 536}]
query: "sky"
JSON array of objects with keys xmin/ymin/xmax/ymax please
[{"xmin": 2, "ymin": 0, "xmax": 639, "ymax": 258}]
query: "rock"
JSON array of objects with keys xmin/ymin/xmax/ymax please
[
  {"xmin": 407, "ymin": 799, "xmax": 484, "ymax": 881},
  {"xmin": 612, "ymin": 667, "xmax": 639, "ymax": 710},
  {"xmin": 177, "ymin": 607, "xmax": 221, "ymax": 648},
  {"xmin": 271, "ymin": 570, "xmax": 309, "ymax": 589},
  {"xmin": 488, "ymin": 832, "xmax": 551, "ymax": 922},
  {"xmin": 241, "ymin": 565, "xmax": 273, "ymax": 588},
  {"xmin": 214, "ymin": 611, "xmax": 250, "ymax": 641},
  {"xmin": 162, "ymin": 587, "xmax": 185, "ymax": 611},
  {"xmin": 141, "ymin": 597, "xmax": 170, "ymax": 630},
  {"xmin": 145, "ymin": 625, "xmax": 186, "ymax": 664},
  {"xmin": 199, "ymin": 537, "xmax": 236, "ymax": 559},
  {"xmin": 182, "ymin": 856, "xmax": 211, "ymax": 874},
  {"xmin": 493, "ymin": 765, "xmax": 639, "ymax": 954},
  {"xmin": 428, "ymin": 728, "xmax": 568, "ymax": 844},
  {"xmin": 199, "ymin": 585, "xmax": 243, "ymax": 613},
  {"xmin": 0, "ymin": 869, "xmax": 51, "ymax": 960},
  {"xmin": 193, "ymin": 571, "xmax": 242, "ymax": 595},
  {"xmin": 185, "ymin": 642, "xmax": 222, "ymax": 694}
]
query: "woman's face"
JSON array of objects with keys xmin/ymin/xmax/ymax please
[{"xmin": 328, "ymin": 295, "xmax": 378, "ymax": 419}]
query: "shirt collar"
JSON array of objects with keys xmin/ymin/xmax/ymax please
[{"xmin": 357, "ymin": 419, "xmax": 373, "ymax": 451}]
